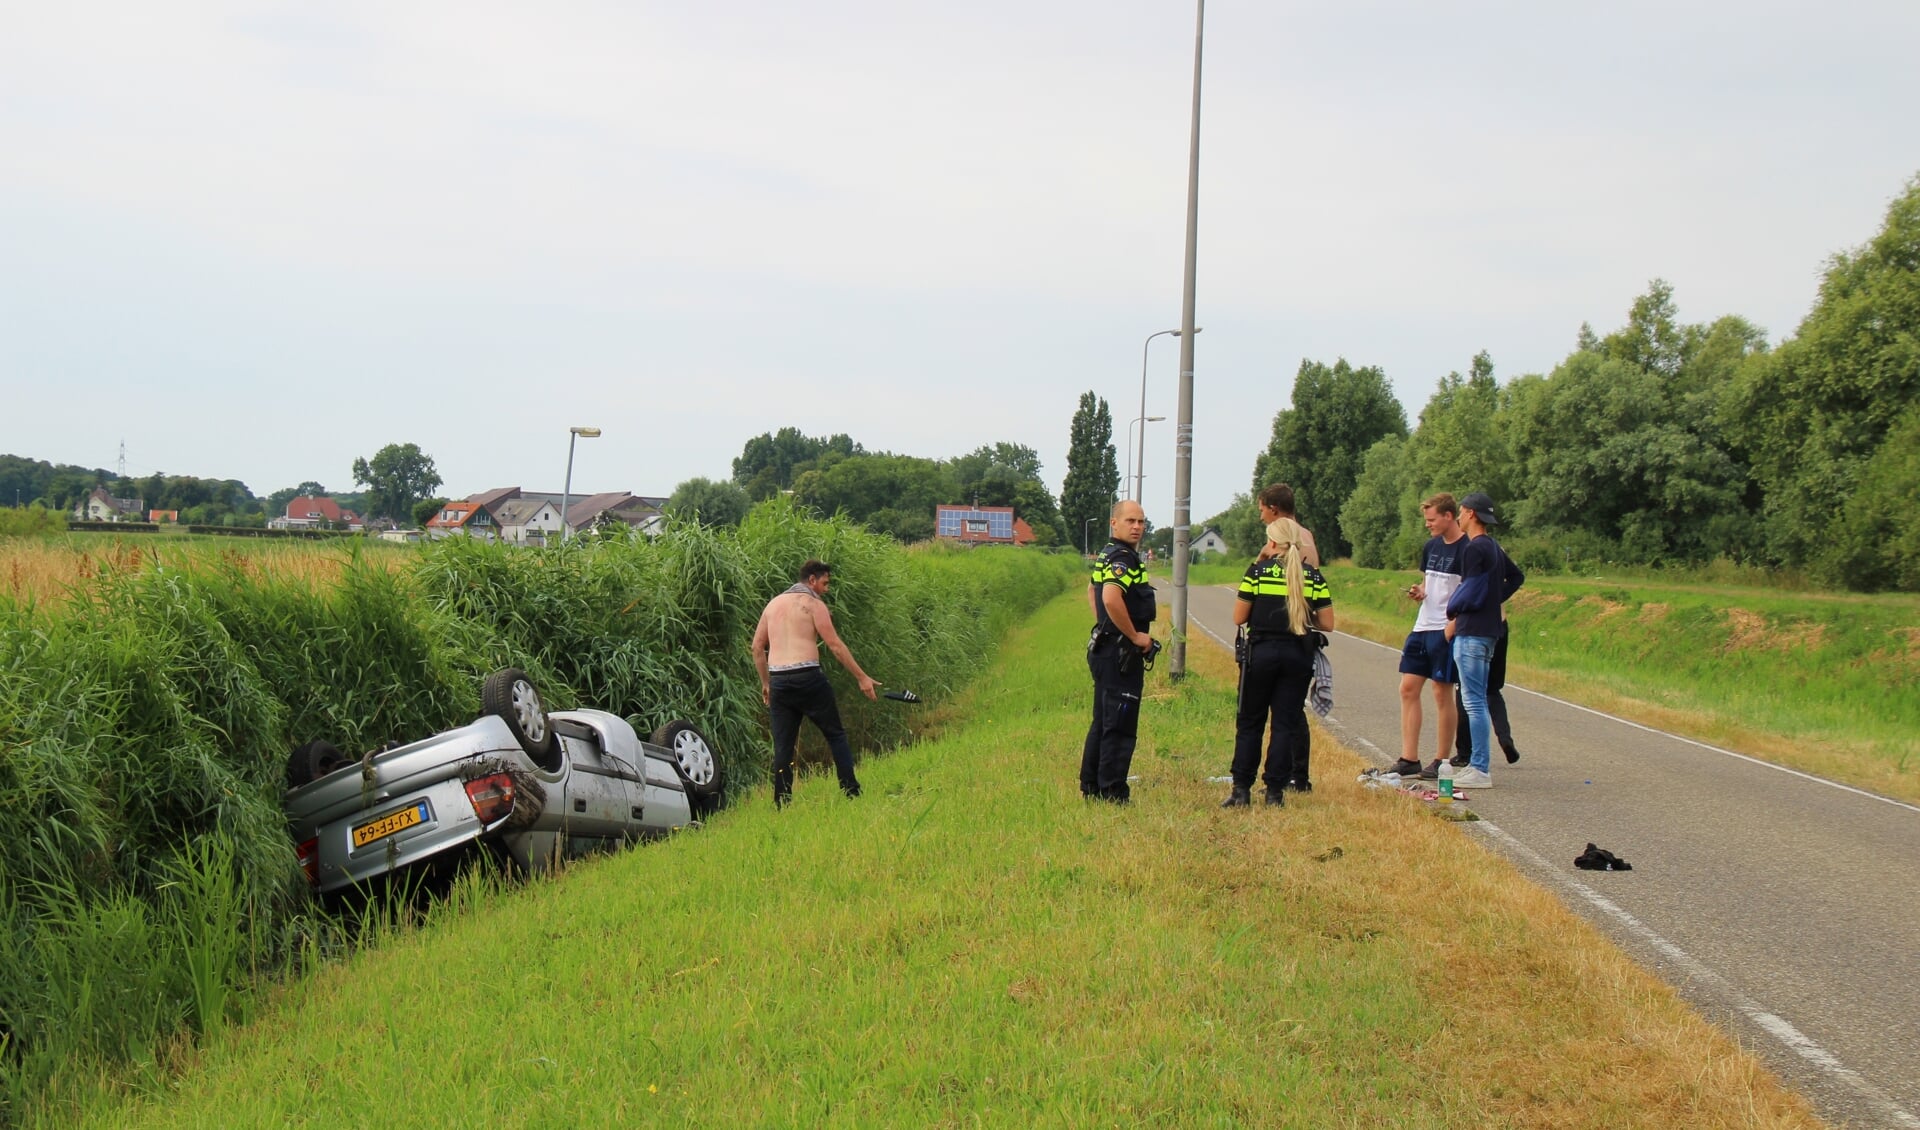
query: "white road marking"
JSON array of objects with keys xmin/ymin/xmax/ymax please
[{"xmin": 1474, "ymin": 820, "xmax": 1920, "ymax": 1129}]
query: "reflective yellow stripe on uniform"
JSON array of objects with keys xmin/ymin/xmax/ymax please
[{"xmin": 1238, "ymin": 569, "xmax": 1330, "ymax": 601}]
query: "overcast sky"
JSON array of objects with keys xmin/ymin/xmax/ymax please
[{"xmin": 4, "ymin": 1, "xmax": 1917, "ymax": 523}]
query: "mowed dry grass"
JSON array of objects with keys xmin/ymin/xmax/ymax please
[
  {"xmin": 1168, "ymin": 635, "xmax": 1823, "ymax": 1128},
  {"xmin": 0, "ymin": 537, "xmax": 401, "ymax": 604}
]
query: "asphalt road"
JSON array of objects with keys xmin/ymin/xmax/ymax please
[{"xmin": 1184, "ymin": 583, "xmax": 1920, "ymax": 1130}]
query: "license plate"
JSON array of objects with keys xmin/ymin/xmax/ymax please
[{"xmin": 352, "ymin": 800, "xmax": 429, "ymax": 848}]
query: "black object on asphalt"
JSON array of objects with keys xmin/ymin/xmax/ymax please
[{"xmin": 1574, "ymin": 842, "xmax": 1633, "ymax": 871}]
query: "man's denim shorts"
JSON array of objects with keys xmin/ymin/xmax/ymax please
[{"xmin": 1399, "ymin": 629, "xmax": 1456, "ymax": 683}]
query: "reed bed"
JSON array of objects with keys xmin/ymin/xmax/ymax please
[{"xmin": 0, "ymin": 536, "xmax": 401, "ymax": 606}]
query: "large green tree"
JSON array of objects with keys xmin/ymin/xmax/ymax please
[
  {"xmin": 1059, "ymin": 392, "xmax": 1119, "ymax": 554},
  {"xmin": 731, "ymin": 428, "xmax": 864, "ymax": 500},
  {"xmin": 1251, "ymin": 358, "xmax": 1407, "ymax": 559},
  {"xmin": 1404, "ymin": 352, "xmax": 1512, "ymax": 510},
  {"xmin": 1823, "ymin": 404, "xmax": 1920, "ymax": 590},
  {"xmin": 351, "ymin": 443, "xmax": 443, "ymax": 522},
  {"xmin": 1500, "ymin": 284, "xmax": 1765, "ymax": 564},
  {"xmin": 950, "ymin": 442, "xmax": 1067, "ymax": 545},
  {"xmin": 667, "ymin": 477, "xmax": 751, "ymax": 528},
  {"xmin": 1726, "ymin": 174, "xmax": 1920, "ymax": 582},
  {"xmin": 790, "ymin": 453, "xmax": 953, "ymax": 542},
  {"xmin": 1339, "ymin": 434, "xmax": 1414, "ymax": 569}
]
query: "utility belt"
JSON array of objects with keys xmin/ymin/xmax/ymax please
[
  {"xmin": 1090, "ymin": 624, "xmax": 1162, "ymax": 671},
  {"xmin": 1236, "ymin": 628, "xmax": 1328, "ymax": 664}
]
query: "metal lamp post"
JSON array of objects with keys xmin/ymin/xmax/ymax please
[
  {"xmin": 1169, "ymin": 0, "xmax": 1205, "ymax": 681},
  {"xmin": 1131, "ymin": 327, "xmax": 1200, "ymax": 502},
  {"xmin": 1130, "ymin": 329, "xmax": 1178, "ymax": 498},
  {"xmin": 1131, "ymin": 415, "xmax": 1166, "ymax": 503},
  {"xmin": 558, "ymin": 426, "xmax": 601, "ymax": 544},
  {"xmin": 1083, "ymin": 516, "xmax": 1099, "ymax": 557}
]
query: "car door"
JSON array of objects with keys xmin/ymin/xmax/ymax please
[{"xmin": 557, "ymin": 731, "xmax": 638, "ymax": 842}]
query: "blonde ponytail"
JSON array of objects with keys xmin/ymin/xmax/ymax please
[{"xmin": 1264, "ymin": 517, "xmax": 1310, "ymax": 634}]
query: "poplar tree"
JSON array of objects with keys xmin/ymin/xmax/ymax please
[{"xmin": 1060, "ymin": 391, "xmax": 1120, "ymax": 554}]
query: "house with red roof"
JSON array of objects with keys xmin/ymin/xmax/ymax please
[
  {"xmin": 269, "ymin": 496, "xmax": 362, "ymax": 531},
  {"xmin": 933, "ymin": 504, "xmax": 1035, "ymax": 545}
]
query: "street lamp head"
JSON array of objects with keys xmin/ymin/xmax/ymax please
[
  {"xmin": 1146, "ymin": 415, "xmax": 1166, "ymax": 422},
  {"xmin": 1173, "ymin": 327, "xmax": 1203, "ymax": 337},
  {"xmin": 571, "ymin": 426, "xmax": 602, "ymax": 438}
]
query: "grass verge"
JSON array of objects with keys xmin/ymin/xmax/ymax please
[{"xmin": 64, "ymin": 592, "xmax": 1821, "ymax": 1128}]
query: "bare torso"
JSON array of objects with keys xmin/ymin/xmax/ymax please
[{"xmin": 760, "ymin": 589, "xmax": 824, "ymax": 667}]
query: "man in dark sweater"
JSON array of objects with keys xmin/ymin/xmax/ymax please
[{"xmin": 1444, "ymin": 492, "xmax": 1525, "ymax": 788}]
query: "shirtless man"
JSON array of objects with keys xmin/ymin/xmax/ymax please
[
  {"xmin": 751, "ymin": 559, "xmax": 878, "ymax": 807},
  {"xmin": 1254, "ymin": 482, "xmax": 1320, "ymax": 568}
]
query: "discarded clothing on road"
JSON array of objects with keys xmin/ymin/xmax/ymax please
[{"xmin": 1574, "ymin": 842, "xmax": 1632, "ymax": 871}]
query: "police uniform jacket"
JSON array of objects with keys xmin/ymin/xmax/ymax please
[
  {"xmin": 1237, "ymin": 558, "xmax": 1332, "ymax": 640},
  {"xmin": 1091, "ymin": 541, "xmax": 1155, "ymax": 635}
]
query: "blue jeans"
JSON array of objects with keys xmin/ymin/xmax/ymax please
[{"xmin": 1451, "ymin": 634, "xmax": 1497, "ymax": 773}]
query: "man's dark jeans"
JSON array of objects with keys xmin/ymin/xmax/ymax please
[
  {"xmin": 1080, "ymin": 639, "xmax": 1144, "ymax": 801},
  {"xmin": 769, "ymin": 667, "xmax": 860, "ymax": 805}
]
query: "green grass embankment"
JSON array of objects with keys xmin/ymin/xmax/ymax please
[{"xmin": 74, "ymin": 592, "xmax": 1821, "ymax": 1128}]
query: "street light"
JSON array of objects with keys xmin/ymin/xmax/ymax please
[
  {"xmin": 1132, "ymin": 327, "xmax": 1200, "ymax": 501},
  {"xmin": 1083, "ymin": 516, "xmax": 1099, "ymax": 557},
  {"xmin": 558, "ymin": 426, "xmax": 601, "ymax": 544},
  {"xmin": 1131, "ymin": 415, "xmax": 1166, "ymax": 503},
  {"xmin": 1169, "ymin": 0, "xmax": 1206, "ymax": 681}
]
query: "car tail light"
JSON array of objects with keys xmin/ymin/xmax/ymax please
[
  {"xmin": 296, "ymin": 837, "xmax": 319, "ymax": 886},
  {"xmin": 464, "ymin": 773, "xmax": 516, "ymax": 824}
]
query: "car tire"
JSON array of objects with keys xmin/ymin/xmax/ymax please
[
  {"xmin": 286, "ymin": 738, "xmax": 349, "ymax": 789},
  {"xmin": 482, "ymin": 668, "xmax": 557, "ymax": 764},
  {"xmin": 651, "ymin": 720, "xmax": 724, "ymax": 809}
]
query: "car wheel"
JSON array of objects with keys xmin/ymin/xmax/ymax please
[
  {"xmin": 482, "ymin": 668, "xmax": 557, "ymax": 763},
  {"xmin": 286, "ymin": 739, "xmax": 348, "ymax": 789},
  {"xmin": 651, "ymin": 720, "xmax": 724, "ymax": 805}
]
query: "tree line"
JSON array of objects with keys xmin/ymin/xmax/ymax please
[
  {"xmin": 1204, "ymin": 173, "xmax": 1920, "ymax": 593},
  {"xmin": 0, "ymin": 443, "xmax": 446, "ymax": 528},
  {"xmin": 670, "ymin": 426, "xmax": 1078, "ymax": 546}
]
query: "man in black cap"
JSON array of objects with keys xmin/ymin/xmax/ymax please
[{"xmin": 1444, "ymin": 492, "xmax": 1524, "ymax": 788}]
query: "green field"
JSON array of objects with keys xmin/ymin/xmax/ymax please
[{"xmin": 61, "ymin": 592, "xmax": 1819, "ymax": 1129}]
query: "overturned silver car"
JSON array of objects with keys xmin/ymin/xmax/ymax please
[{"xmin": 284, "ymin": 668, "xmax": 724, "ymax": 896}]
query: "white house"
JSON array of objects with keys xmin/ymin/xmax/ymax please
[
  {"xmin": 492, "ymin": 497, "xmax": 567, "ymax": 545},
  {"xmin": 75, "ymin": 488, "xmax": 144, "ymax": 522},
  {"xmin": 1189, "ymin": 527, "xmax": 1230, "ymax": 558}
]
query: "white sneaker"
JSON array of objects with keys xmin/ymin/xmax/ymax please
[{"xmin": 1453, "ymin": 768, "xmax": 1493, "ymax": 789}]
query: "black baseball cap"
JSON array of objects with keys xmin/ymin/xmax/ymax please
[{"xmin": 1459, "ymin": 492, "xmax": 1500, "ymax": 526}]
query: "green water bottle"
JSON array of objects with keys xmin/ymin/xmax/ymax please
[{"xmin": 1438, "ymin": 759, "xmax": 1454, "ymax": 804}]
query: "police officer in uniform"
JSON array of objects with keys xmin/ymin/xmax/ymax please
[
  {"xmin": 1226, "ymin": 516, "xmax": 1334, "ymax": 807},
  {"xmin": 1081, "ymin": 500, "xmax": 1157, "ymax": 803}
]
